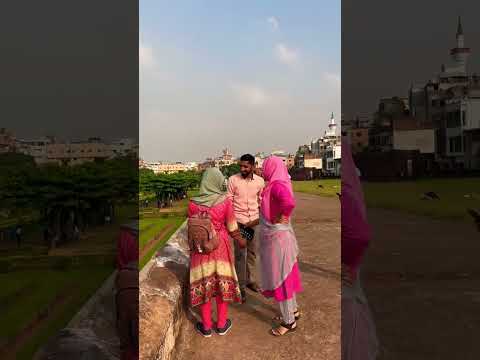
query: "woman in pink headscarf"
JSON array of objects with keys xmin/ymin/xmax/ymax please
[
  {"xmin": 341, "ymin": 136, "xmax": 378, "ymax": 359},
  {"xmin": 259, "ymin": 156, "xmax": 303, "ymax": 336}
]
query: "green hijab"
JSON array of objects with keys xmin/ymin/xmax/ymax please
[{"xmin": 191, "ymin": 168, "xmax": 227, "ymax": 207}]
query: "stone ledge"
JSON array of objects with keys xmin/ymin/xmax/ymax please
[{"xmin": 139, "ymin": 221, "xmax": 189, "ymax": 360}]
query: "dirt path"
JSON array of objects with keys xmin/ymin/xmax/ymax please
[
  {"xmin": 362, "ymin": 208, "xmax": 480, "ymax": 360},
  {"xmin": 174, "ymin": 193, "xmax": 340, "ymax": 360},
  {"xmin": 140, "ymin": 223, "xmax": 174, "ymax": 260}
]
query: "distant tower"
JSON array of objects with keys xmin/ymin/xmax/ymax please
[
  {"xmin": 450, "ymin": 16, "xmax": 470, "ymax": 74},
  {"xmin": 325, "ymin": 112, "xmax": 337, "ymax": 137}
]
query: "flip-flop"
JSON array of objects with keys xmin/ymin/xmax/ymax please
[{"xmin": 271, "ymin": 321, "xmax": 297, "ymax": 336}]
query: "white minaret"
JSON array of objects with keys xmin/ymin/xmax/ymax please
[
  {"xmin": 325, "ymin": 112, "xmax": 337, "ymax": 137},
  {"xmin": 450, "ymin": 16, "xmax": 470, "ymax": 74}
]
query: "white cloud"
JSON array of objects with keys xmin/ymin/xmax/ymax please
[
  {"xmin": 267, "ymin": 16, "xmax": 279, "ymax": 31},
  {"xmin": 139, "ymin": 41, "xmax": 155, "ymax": 69},
  {"xmin": 323, "ymin": 72, "xmax": 341, "ymax": 89},
  {"xmin": 275, "ymin": 43, "xmax": 299, "ymax": 67},
  {"xmin": 230, "ymin": 84, "xmax": 272, "ymax": 107}
]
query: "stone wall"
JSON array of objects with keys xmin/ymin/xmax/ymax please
[{"xmin": 139, "ymin": 222, "xmax": 189, "ymax": 360}]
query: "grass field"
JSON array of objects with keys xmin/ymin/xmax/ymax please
[
  {"xmin": 293, "ymin": 179, "xmax": 341, "ymax": 197},
  {"xmin": 0, "ymin": 204, "xmax": 138, "ymax": 359},
  {"xmin": 139, "ymin": 217, "xmax": 184, "ymax": 269},
  {"xmin": 138, "ymin": 194, "xmax": 194, "ymax": 269},
  {"xmin": 140, "ymin": 218, "xmax": 173, "ymax": 249},
  {"xmin": 363, "ymin": 178, "xmax": 480, "ymax": 220},
  {"xmin": 0, "ymin": 266, "xmax": 111, "ymax": 360}
]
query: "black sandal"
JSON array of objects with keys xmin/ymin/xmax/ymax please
[{"xmin": 271, "ymin": 321, "xmax": 297, "ymax": 336}]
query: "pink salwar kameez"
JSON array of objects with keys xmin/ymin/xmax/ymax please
[
  {"xmin": 259, "ymin": 156, "xmax": 303, "ymax": 325},
  {"xmin": 341, "ymin": 136, "xmax": 379, "ymax": 359},
  {"xmin": 188, "ymin": 199, "xmax": 242, "ymax": 330}
]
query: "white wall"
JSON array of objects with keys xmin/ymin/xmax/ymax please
[
  {"xmin": 393, "ymin": 129, "xmax": 435, "ymax": 153},
  {"xmin": 465, "ymin": 98, "xmax": 480, "ymax": 130},
  {"xmin": 333, "ymin": 145, "xmax": 341, "ymax": 160},
  {"xmin": 304, "ymin": 158, "xmax": 322, "ymax": 169}
]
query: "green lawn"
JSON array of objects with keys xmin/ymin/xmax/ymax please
[
  {"xmin": 293, "ymin": 179, "xmax": 341, "ymax": 197},
  {"xmin": 139, "ymin": 217, "xmax": 185, "ymax": 269},
  {"xmin": 139, "ymin": 218, "xmax": 172, "ymax": 249},
  {"xmin": 363, "ymin": 178, "xmax": 480, "ymax": 220},
  {"xmin": 0, "ymin": 205, "xmax": 137, "ymax": 359},
  {"xmin": 1, "ymin": 266, "xmax": 111, "ymax": 360},
  {"xmin": 138, "ymin": 192, "xmax": 194, "ymax": 269}
]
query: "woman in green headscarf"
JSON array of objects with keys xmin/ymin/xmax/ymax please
[
  {"xmin": 189, "ymin": 168, "xmax": 246, "ymax": 337},
  {"xmin": 191, "ymin": 167, "xmax": 228, "ymax": 207}
]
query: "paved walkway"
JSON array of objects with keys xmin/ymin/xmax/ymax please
[
  {"xmin": 362, "ymin": 208, "xmax": 480, "ymax": 360},
  {"xmin": 174, "ymin": 193, "xmax": 340, "ymax": 360}
]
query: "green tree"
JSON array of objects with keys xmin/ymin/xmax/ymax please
[{"xmin": 221, "ymin": 163, "xmax": 240, "ymax": 178}]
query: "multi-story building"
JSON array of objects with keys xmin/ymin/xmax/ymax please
[
  {"xmin": 254, "ymin": 152, "xmax": 267, "ymax": 169},
  {"xmin": 304, "ymin": 152, "xmax": 322, "ymax": 169},
  {"xmin": 294, "ymin": 113, "xmax": 340, "ymax": 176},
  {"xmin": 110, "ymin": 138, "xmax": 138, "ymax": 158},
  {"xmin": 15, "ymin": 136, "xmax": 137, "ymax": 166},
  {"xmin": 324, "ymin": 144, "xmax": 341, "ymax": 176},
  {"xmin": 16, "ymin": 138, "xmax": 53, "ymax": 164},
  {"xmin": 45, "ymin": 138, "xmax": 113, "ymax": 166},
  {"xmin": 408, "ymin": 17, "xmax": 480, "ymax": 170},
  {"xmin": 198, "ymin": 149, "xmax": 236, "ymax": 170},
  {"xmin": 143, "ymin": 161, "xmax": 195, "ymax": 174},
  {"xmin": 270, "ymin": 150, "xmax": 295, "ymax": 169}
]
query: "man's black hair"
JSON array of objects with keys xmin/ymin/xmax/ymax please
[{"xmin": 240, "ymin": 154, "xmax": 255, "ymax": 166}]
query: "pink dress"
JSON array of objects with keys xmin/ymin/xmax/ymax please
[
  {"xmin": 260, "ymin": 181, "xmax": 303, "ymax": 301},
  {"xmin": 188, "ymin": 198, "xmax": 242, "ymax": 307},
  {"xmin": 341, "ymin": 136, "xmax": 379, "ymax": 359}
]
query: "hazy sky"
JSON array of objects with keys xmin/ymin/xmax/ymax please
[
  {"xmin": 0, "ymin": 1, "xmax": 137, "ymax": 141},
  {"xmin": 140, "ymin": 0, "xmax": 341, "ymax": 162},
  {"xmin": 342, "ymin": 0, "xmax": 480, "ymax": 120}
]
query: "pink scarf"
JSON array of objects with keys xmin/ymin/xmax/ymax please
[
  {"xmin": 341, "ymin": 136, "xmax": 370, "ymax": 275},
  {"xmin": 261, "ymin": 156, "xmax": 293, "ymax": 223}
]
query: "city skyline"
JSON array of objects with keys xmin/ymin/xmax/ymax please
[{"xmin": 140, "ymin": 1, "xmax": 341, "ymax": 163}]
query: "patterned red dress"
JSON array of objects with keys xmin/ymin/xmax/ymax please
[{"xmin": 189, "ymin": 198, "xmax": 242, "ymax": 307}]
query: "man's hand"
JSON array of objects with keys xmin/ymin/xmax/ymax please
[
  {"xmin": 245, "ymin": 218, "xmax": 259, "ymax": 228},
  {"xmin": 237, "ymin": 236, "xmax": 247, "ymax": 249},
  {"xmin": 230, "ymin": 229, "xmax": 247, "ymax": 248}
]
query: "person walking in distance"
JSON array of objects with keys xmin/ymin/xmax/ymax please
[
  {"xmin": 16, "ymin": 225, "xmax": 22, "ymax": 248},
  {"xmin": 227, "ymin": 154, "xmax": 265, "ymax": 302}
]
